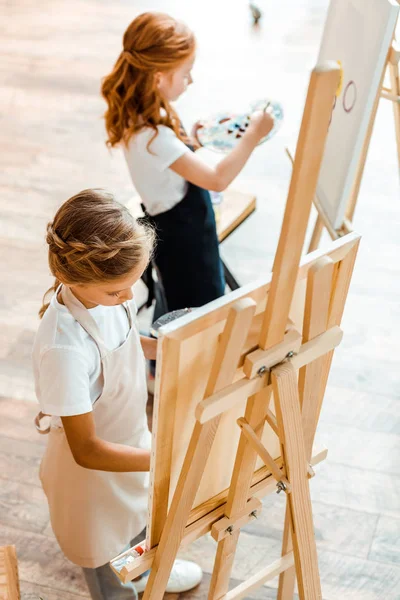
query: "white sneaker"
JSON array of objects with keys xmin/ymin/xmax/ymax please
[{"xmin": 133, "ymin": 559, "xmax": 203, "ymax": 594}]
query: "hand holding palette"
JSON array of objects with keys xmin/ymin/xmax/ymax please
[{"xmin": 196, "ymin": 98, "xmax": 283, "ymax": 153}]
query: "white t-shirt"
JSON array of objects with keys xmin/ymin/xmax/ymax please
[
  {"xmin": 32, "ymin": 293, "xmax": 136, "ymax": 424},
  {"xmin": 123, "ymin": 125, "xmax": 190, "ymax": 216}
]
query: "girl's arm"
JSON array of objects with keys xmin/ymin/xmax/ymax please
[
  {"xmin": 170, "ymin": 111, "xmax": 274, "ymax": 192},
  {"xmin": 140, "ymin": 335, "xmax": 157, "ymax": 360},
  {"xmin": 61, "ymin": 412, "xmax": 151, "ymax": 472}
]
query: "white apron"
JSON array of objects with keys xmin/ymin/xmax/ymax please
[{"xmin": 38, "ymin": 286, "xmax": 151, "ymax": 568}]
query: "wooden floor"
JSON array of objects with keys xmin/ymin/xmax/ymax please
[{"xmin": 1, "ymin": 0, "xmax": 400, "ymax": 598}]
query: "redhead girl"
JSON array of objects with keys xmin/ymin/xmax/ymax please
[
  {"xmin": 102, "ymin": 12, "xmax": 273, "ymax": 314},
  {"xmin": 33, "ymin": 190, "xmax": 202, "ymax": 599}
]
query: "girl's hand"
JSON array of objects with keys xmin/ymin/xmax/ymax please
[
  {"xmin": 140, "ymin": 335, "xmax": 157, "ymax": 360},
  {"xmin": 190, "ymin": 120, "xmax": 204, "ymax": 150},
  {"xmin": 170, "ymin": 110, "xmax": 274, "ymax": 192},
  {"xmin": 246, "ymin": 110, "xmax": 274, "ymax": 142}
]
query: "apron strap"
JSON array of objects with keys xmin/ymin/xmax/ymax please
[
  {"xmin": 60, "ymin": 285, "xmax": 133, "ymax": 359},
  {"xmin": 34, "ymin": 411, "xmax": 51, "ymax": 434},
  {"xmin": 34, "ymin": 289, "xmax": 134, "ymax": 434},
  {"xmin": 124, "ymin": 300, "xmax": 133, "ymax": 329},
  {"xmin": 60, "ymin": 286, "xmax": 109, "ymax": 359}
]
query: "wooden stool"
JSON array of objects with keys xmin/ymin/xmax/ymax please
[{"xmin": 0, "ymin": 546, "xmax": 20, "ymax": 600}]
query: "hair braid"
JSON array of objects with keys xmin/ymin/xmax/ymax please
[{"xmin": 39, "ymin": 189, "xmax": 155, "ymax": 318}]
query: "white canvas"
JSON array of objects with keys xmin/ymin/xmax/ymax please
[{"xmin": 316, "ymin": 0, "xmax": 399, "ymax": 229}]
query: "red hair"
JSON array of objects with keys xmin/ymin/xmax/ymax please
[{"xmin": 101, "ymin": 12, "xmax": 195, "ymax": 148}]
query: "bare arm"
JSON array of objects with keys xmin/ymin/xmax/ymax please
[
  {"xmin": 140, "ymin": 335, "xmax": 157, "ymax": 360},
  {"xmin": 170, "ymin": 111, "xmax": 274, "ymax": 192},
  {"xmin": 61, "ymin": 412, "xmax": 151, "ymax": 472}
]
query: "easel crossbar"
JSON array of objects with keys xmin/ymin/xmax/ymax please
[
  {"xmin": 197, "ymin": 325, "xmax": 343, "ymax": 424},
  {"xmin": 222, "ymin": 552, "xmax": 295, "ymax": 600},
  {"xmin": 111, "ymin": 446, "xmax": 328, "ymax": 582},
  {"xmin": 237, "ymin": 417, "xmax": 290, "ymax": 492},
  {"xmin": 210, "ymin": 497, "xmax": 262, "ymax": 542}
]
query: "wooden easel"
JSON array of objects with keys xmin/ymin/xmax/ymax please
[
  {"xmin": 109, "ymin": 63, "xmax": 354, "ymax": 599},
  {"xmin": 307, "ymin": 33, "xmax": 400, "ymax": 252},
  {"xmin": 0, "ymin": 546, "xmax": 21, "ymax": 600},
  {"xmin": 109, "ymin": 61, "xmax": 361, "ymax": 599}
]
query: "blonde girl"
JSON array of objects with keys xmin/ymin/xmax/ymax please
[
  {"xmin": 101, "ymin": 12, "xmax": 273, "ymax": 314},
  {"xmin": 33, "ymin": 189, "xmax": 202, "ymax": 599}
]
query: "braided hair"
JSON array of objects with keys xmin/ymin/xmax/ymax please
[
  {"xmin": 101, "ymin": 12, "xmax": 195, "ymax": 148},
  {"xmin": 39, "ymin": 189, "xmax": 155, "ymax": 318}
]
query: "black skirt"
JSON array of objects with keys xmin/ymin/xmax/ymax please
[{"xmin": 143, "ymin": 181, "xmax": 225, "ymax": 312}]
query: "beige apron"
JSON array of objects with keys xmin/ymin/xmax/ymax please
[{"xmin": 38, "ymin": 286, "xmax": 151, "ymax": 568}]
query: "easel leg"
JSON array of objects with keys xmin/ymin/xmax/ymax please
[
  {"xmin": 277, "ymin": 257, "xmax": 333, "ymax": 599},
  {"xmin": 308, "ymin": 215, "xmax": 324, "ymax": 253},
  {"xmin": 143, "ymin": 419, "xmax": 220, "ymax": 600},
  {"xmin": 273, "ymin": 362, "xmax": 322, "ymax": 600},
  {"xmin": 143, "ymin": 299, "xmax": 256, "ymax": 600},
  {"xmin": 277, "ymin": 503, "xmax": 296, "ymax": 600},
  {"xmin": 299, "ymin": 257, "xmax": 334, "ymax": 456},
  {"xmin": 316, "ymin": 240, "xmax": 360, "ymax": 422},
  {"xmin": 222, "ymin": 259, "xmax": 240, "ymax": 291},
  {"xmin": 208, "ymin": 386, "xmax": 272, "ymax": 600},
  {"xmin": 388, "ymin": 44, "xmax": 400, "ymax": 173}
]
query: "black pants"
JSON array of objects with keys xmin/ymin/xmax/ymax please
[{"xmin": 144, "ymin": 182, "xmax": 225, "ymax": 313}]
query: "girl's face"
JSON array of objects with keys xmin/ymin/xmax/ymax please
[
  {"xmin": 157, "ymin": 54, "xmax": 195, "ymax": 102},
  {"xmin": 66, "ymin": 256, "xmax": 148, "ymax": 309}
]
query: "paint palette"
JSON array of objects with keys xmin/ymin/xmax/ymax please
[
  {"xmin": 111, "ymin": 545, "xmax": 144, "ymax": 573},
  {"xmin": 197, "ymin": 98, "xmax": 284, "ymax": 153},
  {"xmin": 150, "ymin": 308, "xmax": 194, "ymax": 338}
]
